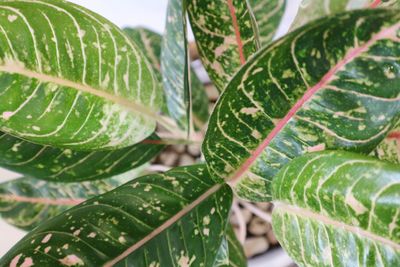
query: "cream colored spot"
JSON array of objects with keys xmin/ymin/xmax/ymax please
[
  {"xmin": 203, "ymin": 228, "xmax": 210, "ymax": 236},
  {"xmin": 41, "ymin": 234, "xmax": 52, "ymax": 244},
  {"xmin": 20, "ymin": 257, "xmax": 33, "ymax": 267},
  {"xmin": 59, "ymin": 255, "xmax": 84, "ymax": 266},
  {"xmin": 2, "ymin": 111, "xmax": 13, "ymax": 120},
  {"xmin": 240, "ymin": 107, "xmax": 258, "ymax": 115},
  {"xmin": 8, "ymin": 15, "xmax": 17, "ymax": 22},
  {"xmin": 345, "ymin": 191, "xmax": 368, "ymax": 215}
]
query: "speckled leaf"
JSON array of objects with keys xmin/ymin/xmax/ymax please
[
  {"xmin": 0, "ymin": 132, "xmax": 164, "ymax": 182},
  {"xmin": 161, "ymin": 0, "xmax": 192, "ymax": 132},
  {"xmin": 0, "ymin": 165, "xmax": 233, "ymax": 266},
  {"xmin": 290, "ymin": 0, "xmax": 400, "ymax": 31},
  {"xmin": 271, "ymin": 151, "xmax": 400, "ymax": 266},
  {"xmin": 203, "ymin": 10, "xmax": 400, "ymax": 202},
  {"xmin": 124, "ymin": 27, "xmax": 209, "ymax": 127},
  {"xmin": 0, "ymin": 170, "xmax": 141, "ymax": 231},
  {"xmin": 371, "ymin": 121, "xmax": 400, "ymax": 163},
  {"xmin": 248, "ymin": 0, "xmax": 286, "ymax": 45},
  {"xmin": 0, "ymin": 0, "xmax": 162, "ymax": 150},
  {"xmin": 187, "ymin": 0, "xmax": 259, "ymax": 92}
]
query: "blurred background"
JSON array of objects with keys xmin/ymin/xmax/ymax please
[{"xmin": 0, "ymin": 1, "xmax": 301, "ymax": 266}]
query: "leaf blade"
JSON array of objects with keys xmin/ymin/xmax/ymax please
[
  {"xmin": 271, "ymin": 151, "xmax": 400, "ymax": 266},
  {"xmin": 0, "ymin": 0, "xmax": 162, "ymax": 150},
  {"xmin": 0, "ymin": 132, "xmax": 164, "ymax": 182},
  {"xmin": 203, "ymin": 9, "xmax": 400, "ymax": 201},
  {"xmin": 0, "ymin": 165, "xmax": 233, "ymax": 266}
]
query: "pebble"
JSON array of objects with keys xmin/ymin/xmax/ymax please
[
  {"xmin": 244, "ymin": 237, "xmax": 270, "ymax": 258},
  {"xmin": 249, "ymin": 217, "xmax": 271, "ymax": 235}
]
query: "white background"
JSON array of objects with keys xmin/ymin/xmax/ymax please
[{"xmin": 0, "ymin": 1, "xmax": 301, "ymax": 265}]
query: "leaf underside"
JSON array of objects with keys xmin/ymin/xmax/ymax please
[
  {"xmin": 161, "ymin": 0, "xmax": 191, "ymax": 132},
  {"xmin": 0, "ymin": 132, "xmax": 164, "ymax": 182},
  {"xmin": 203, "ymin": 9, "xmax": 400, "ymax": 202},
  {"xmin": 0, "ymin": 0, "xmax": 162, "ymax": 150},
  {"xmin": 272, "ymin": 151, "xmax": 400, "ymax": 266},
  {"xmin": 0, "ymin": 165, "xmax": 233, "ymax": 267}
]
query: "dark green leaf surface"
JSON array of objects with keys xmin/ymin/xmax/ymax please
[
  {"xmin": 0, "ymin": 132, "xmax": 164, "ymax": 182},
  {"xmin": 272, "ymin": 151, "xmax": 400, "ymax": 266},
  {"xmin": 0, "ymin": 0, "xmax": 162, "ymax": 150},
  {"xmin": 217, "ymin": 225, "xmax": 247, "ymax": 267},
  {"xmin": 161, "ymin": 0, "xmax": 191, "ymax": 132},
  {"xmin": 0, "ymin": 165, "xmax": 233, "ymax": 266},
  {"xmin": 124, "ymin": 27, "xmax": 210, "ymax": 127},
  {"xmin": 248, "ymin": 0, "xmax": 286, "ymax": 45},
  {"xmin": 0, "ymin": 171, "xmax": 139, "ymax": 231},
  {"xmin": 187, "ymin": 0, "xmax": 259, "ymax": 92},
  {"xmin": 203, "ymin": 9, "xmax": 400, "ymax": 201}
]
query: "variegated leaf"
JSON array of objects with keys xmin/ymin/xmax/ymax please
[
  {"xmin": 0, "ymin": 132, "xmax": 164, "ymax": 182},
  {"xmin": 272, "ymin": 151, "xmax": 400, "ymax": 266},
  {"xmin": 124, "ymin": 27, "xmax": 209, "ymax": 127},
  {"xmin": 161, "ymin": 0, "xmax": 191, "ymax": 132},
  {"xmin": 203, "ymin": 9, "xmax": 400, "ymax": 201},
  {"xmin": 0, "ymin": 170, "xmax": 142, "ymax": 230},
  {"xmin": 371, "ymin": 122, "xmax": 400, "ymax": 163},
  {"xmin": 0, "ymin": 165, "xmax": 233, "ymax": 266},
  {"xmin": 187, "ymin": 0, "xmax": 259, "ymax": 92},
  {"xmin": 290, "ymin": 0, "xmax": 400, "ymax": 31},
  {"xmin": 248, "ymin": 0, "xmax": 286, "ymax": 45},
  {"xmin": 0, "ymin": 0, "xmax": 162, "ymax": 150},
  {"xmin": 216, "ymin": 224, "xmax": 247, "ymax": 267}
]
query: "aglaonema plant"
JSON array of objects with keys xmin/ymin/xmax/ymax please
[{"xmin": 0, "ymin": 0, "xmax": 399, "ymax": 266}]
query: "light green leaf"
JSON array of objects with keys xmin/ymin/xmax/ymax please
[
  {"xmin": 161, "ymin": 0, "xmax": 191, "ymax": 132},
  {"xmin": 124, "ymin": 27, "xmax": 210, "ymax": 127},
  {"xmin": 290, "ymin": 0, "xmax": 400, "ymax": 31},
  {"xmin": 248, "ymin": 0, "xmax": 286, "ymax": 45},
  {"xmin": 0, "ymin": 132, "xmax": 164, "ymax": 182},
  {"xmin": 187, "ymin": 0, "xmax": 259, "ymax": 92},
  {"xmin": 271, "ymin": 151, "xmax": 400, "ymax": 266},
  {"xmin": 0, "ymin": 165, "xmax": 233, "ymax": 266},
  {"xmin": 0, "ymin": 170, "xmax": 142, "ymax": 231},
  {"xmin": 203, "ymin": 9, "xmax": 400, "ymax": 201},
  {"xmin": 0, "ymin": 0, "xmax": 162, "ymax": 150}
]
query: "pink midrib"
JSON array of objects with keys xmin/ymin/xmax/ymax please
[
  {"xmin": 230, "ymin": 22, "xmax": 400, "ymax": 183},
  {"xmin": 227, "ymin": 0, "xmax": 246, "ymax": 65},
  {"xmin": 0, "ymin": 194, "xmax": 85, "ymax": 206},
  {"xmin": 369, "ymin": 0, "xmax": 382, "ymax": 8}
]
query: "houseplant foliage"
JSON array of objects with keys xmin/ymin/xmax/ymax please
[{"xmin": 0, "ymin": 0, "xmax": 399, "ymax": 267}]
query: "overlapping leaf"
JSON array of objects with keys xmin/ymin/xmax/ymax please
[
  {"xmin": 0, "ymin": 132, "xmax": 164, "ymax": 182},
  {"xmin": 187, "ymin": 0, "xmax": 259, "ymax": 92},
  {"xmin": 161, "ymin": 0, "xmax": 192, "ymax": 132},
  {"xmin": 216, "ymin": 225, "xmax": 247, "ymax": 267},
  {"xmin": 248, "ymin": 0, "xmax": 286, "ymax": 45},
  {"xmin": 0, "ymin": 0, "xmax": 162, "ymax": 150},
  {"xmin": 0, "ymin": 165, "xmax": 233, "ymax": 266},
  {"xmin": 125, "ymin": 27, "xmax": 209, "ymax": 127},
  {"xmin": 290, "ymin": 0, "xmax": 400, "ymax": 31},
  {"xmin": 0, "ymin": 170, "xmax": 142, "ymax": 230},
  {"xmin": 272, "ymin": 151, "xmax": 400, "ymax": 266},
  {"xmin": 203, "ymin": 9, "xmax": 400, "ymax": 201}
]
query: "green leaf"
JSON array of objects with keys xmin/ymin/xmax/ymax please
[
  {"xmin": 0, "ymin": 170, "xmax": 142, "ymax": 231},
  {"xmin": 187, "ymin": 0, "xmax": 259, "ymax": 92},
  {"xmin": 0, "ymin": 165, "xmax": 233, "ymax": 266},
  {"xmin": 215, "ymin": 224, "xmax": 247, "ymax": 267},
  {"xmin": 290, "ymin": 0, "xmax": 400, "ymax": 31},
  {"xmin": 203, "ymin": 9, "xmax": 400, "ymax": 202},
  {"xmin": 248, "ymin": 0, "xmax": 286, "ymax": 45},
  {"xmin": 0, "ymin": 0, "xmax": 162, "ymax": 150},
  {"xmin": 271, "ymin": 151, "xmax": 400, "ymax": 266},
  {"xmin": 161, "ymin": 0, "xmax": 191, "ymax": 132},
  {"xmin": 124, "ymin": 27, "xmax": 210, "ymax": 127},
  {"xmin": 0, "ymin": 132, "xmax": 164, "ymax": 182},
  {"xmin": 371, "ymin": 122, "xmax": 400, "ymax": 163}
]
